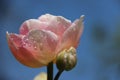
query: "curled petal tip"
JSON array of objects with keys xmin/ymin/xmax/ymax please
[
  {"xmin": 80, "ymin": 15, "xmax": 85, "ymax": 21},
  {"xmin": 6, "ymin": 31, "xmax": 10, "ymax": 38},
  {"xmin": 77, "ymin": 15, "xmax": 85, "ymax": 28},
  {"xmin": 6, "ymin": 31, "xmax": 9, "ymax": 34}
]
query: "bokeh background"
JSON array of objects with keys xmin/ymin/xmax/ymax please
[{"xmin": 0, "ymin": 0, "xmax": 120, "ymax": 80}]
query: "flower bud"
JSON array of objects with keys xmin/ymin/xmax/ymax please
[{"xmin": 56, "ymin": 47, "xmax": 77, "ymax": 71}]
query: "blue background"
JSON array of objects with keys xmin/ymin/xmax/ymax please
[{"xmin": 0, "ymin": 0, "xmax": 120, "ymax": 80}]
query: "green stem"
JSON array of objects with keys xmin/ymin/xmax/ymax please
[
  {"xmin": 54, "ymin": 70, "xmax": 64, "ymax": 80},
  {"xmin": 47, "ymin": 62, "xmax": 53, "ymax": 80}
]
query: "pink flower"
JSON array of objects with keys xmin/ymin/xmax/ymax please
[{"xmin": 6, "ymin": 14, "xmax": 84, "ymax": 68}]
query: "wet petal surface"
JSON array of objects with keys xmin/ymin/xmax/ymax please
[
  {"xmin": 19, "ymin": 19, "xmax": 48, "ymax": 35},
  {"xmin": 39, "ymin": 14, "xmax": 72, "ymax": 37},
  {"xmin": 58, "ymin": 15, "xmax": 84, "ymax": 52},
  {"xmin": 7, "ymin": 29, "xmax": 59, "ymax": 67}
]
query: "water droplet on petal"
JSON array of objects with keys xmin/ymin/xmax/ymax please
[
  {"xmin": 23, "ymin": 42, "xmax": 26, "ymax": 46},
  {"xmin": 34, "ymin": 46, "xmax": 37, "ymax": 50},
  {"xmin": 39, "ymin": 43, "xmax": 43, "ymax": 50},
  {"xmin": 40, "ymin": 43, "xmax": 43, "ymax": 46},
  {"xmin": 28, "ymin": 43, "xmax": 31, "ymax": 47},
  {"xmin": 26, "ymin": 38, "xmax": 29, "ymax": 41}
]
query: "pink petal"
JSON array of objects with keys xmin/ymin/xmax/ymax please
[
  {"xmin": 20, "ymin": 14, "xmax": 72, "ymax": 37},
  {"xmin": 38, "ymin": 14, "xmax": 55, "ymax": 22},
  {"xmin": 6, "ymin": 32, "xmax": 43, "ymax": 67},
  {"xmin": 6, "ymin": 32, "xmax": 23, "ymax": 47},
  {"xmin": 19, "ymin": 19, "xmax": 48, "ymax": 35},
  {"xmin": 6, "ymin": 30, "xmax": 59, "ymax": 67},
  {"xmin": 58, "ymin": 15, "xmax": 84, "ymax": 52},
  {"xmin": 22, "ymin": 30, "xmax": 58, "ymax": 65},
  {"xmin": 38, "ymin": 14, "xmax": 72, "ymax": 37}
]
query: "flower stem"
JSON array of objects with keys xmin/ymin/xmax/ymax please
[
  {"xmin": 47, "ymin": 62, "xmax": 53, "ymax": 80},
  {"xmin": 54, "ymin": 70, "xmax": 64, "ymax": 80}
]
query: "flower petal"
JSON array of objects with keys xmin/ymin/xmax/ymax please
[
  {"xmin": 21, "ymin": 30, "xmax": 59, "ymax": 67},
  {"xmin": 20, "ymin": 14, "xmax": 71, "ymax": 37},
  {"xmin": 6, "ymin": 32, "xmax": 43, "ymax": 67},
  {"xmin": 7, "ymin": 30, "xmax": 59, "ymax": 68},
  {"xmin": 19, "ymin": 19, "xmax": 48, "ymax": 35},
  {"xmin": 59, "ymin": 15, "xmax": 84, "ymax": 51},
  {"xmin": 38, "ymin": 14, "xmax": 72, "ymax": 37},
  {"xmin": 6, "ymin": 31, "xmax": 23, "ymax": 47},
  {"xmin": 38, "ymin": 14, "xmax": 55, "ymax": 22}
]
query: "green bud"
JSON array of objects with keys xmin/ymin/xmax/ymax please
[{"xmin": 56, "ymin": 47, "xmax": 77, "ymax": 71}]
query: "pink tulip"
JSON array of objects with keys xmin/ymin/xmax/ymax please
[{"xmin": 6, "ymin": 14, "xmax": 84, "ymax": 68}]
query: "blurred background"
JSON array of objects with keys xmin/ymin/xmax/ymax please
[{"xmin": 0, "ymin": 0, "xmax": 120, "ymax": 80}]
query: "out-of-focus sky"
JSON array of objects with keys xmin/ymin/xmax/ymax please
[{"xmin": 0, "ymin": 0, "xmax": 120, "ymax": 80}]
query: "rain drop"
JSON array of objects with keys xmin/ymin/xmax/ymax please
[
  {"xmin": 33, "ymin": 40, "xmax": 36, "ymax": 44},
  {"xmin": 26, "ymin": 38, "xmax": 29, "ymax": 41},
  {"xmin": 28, "ymin": 43, "xmax": 31, "ymax": 47},
  {"xmin": 24, "ymin": 38, "xmax": 29, "ymax": 43},
  {"xmin": 34, "ymin": 46, "xmax": 37, "ymax": 50},
  {"xmin": 40, "ymin": 43, "xmax": 43, "ymax": 46},
  {"xmin": 22, "ymin": 42, "xmax": 26, "ymax": 46}
]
